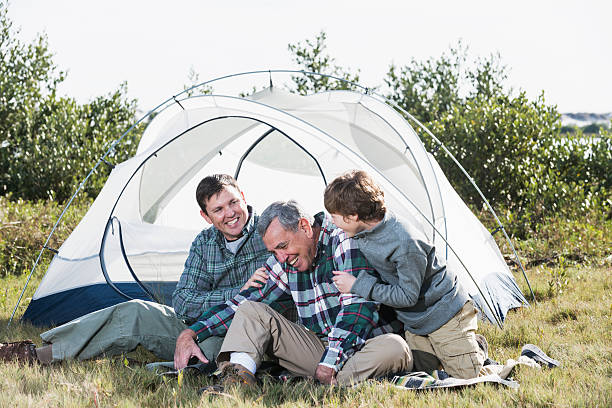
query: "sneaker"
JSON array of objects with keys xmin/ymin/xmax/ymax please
[
  {"xmin": 0, "ymin": 340, "xmax": 38, "ymax": 365},
  {"xmin": 520, "ymin": 344, "xmax": 560, "ymax": 368},
  {"xmin": 475, "ymin": 334, "xmax": 500, "ymax": 366}
]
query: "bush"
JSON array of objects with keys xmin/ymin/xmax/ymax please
[
  {"xmin": 287, "ymin": 31, "xmax": 361, "ymax": 94},
  {"xmin": 1, "ymin": 86, "xmax": 142, "ymax": 201},
  {"xmin": 381, "ymin": 45, "xmax": 611, "ymax": 237},
  {"xmin": 0, "ymin": 3, "xmax": 142, "ymax": 202}
]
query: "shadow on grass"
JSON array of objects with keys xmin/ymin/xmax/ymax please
[{"xmin": 547, "ymin": 308, "xmax": 579, "ymax": 324}]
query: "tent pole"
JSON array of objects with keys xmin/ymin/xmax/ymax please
[
  {"xmin": 234, "ymin": 128, "xmax": 276, "ymax": 180},
  {"xmin": 234, "ymin": 127, "xmax": 328, "ymax": 186}
]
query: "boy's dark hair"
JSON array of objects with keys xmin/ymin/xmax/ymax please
[
  {"xmin": 196, "ymin": 174, "xmax": 241, "ymax": 214},
  {"xmin": 324, "ymin": 170, "xmax": 386, "ymax": 221}
]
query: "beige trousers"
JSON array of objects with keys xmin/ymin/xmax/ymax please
[
  {"xmin": 404, "ymin": 301, "xmax": 485, "ymax": 379},
  {"xmin": 218, "ymin": 301, "xmax": 413, "ymax": 385}
]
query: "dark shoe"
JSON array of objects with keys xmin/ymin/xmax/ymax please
[
  {"xmin": 219, "ymin": 362, "xmax": 258, "ymax": 388},
  {"xmin": 0, "ymin": 340, "xmax": 38, "ymax": 365},
  {"xmin": 520, "ymin": 344, "xmax": 560, "ymax": 368},
  {"xmin": 198, "ymin": 362, "xmax": 258, "ymax": 394}
]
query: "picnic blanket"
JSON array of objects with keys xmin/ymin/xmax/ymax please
[{"xmin": 389, "ymin": 355, "xmax": 541, "ymax": 390}]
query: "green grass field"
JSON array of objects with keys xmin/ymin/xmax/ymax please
[
  {"xmin": 1, "ymin": 265, "xmax": 610, "ymax": 407},
  {"xmin": 0, "ymin": 198, "xmax": 610, "ymax": 407}
]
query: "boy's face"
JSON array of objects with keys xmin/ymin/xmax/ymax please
[{"xmin": 330, "ymin": 213, "xmax": 361, "ymax": 237}]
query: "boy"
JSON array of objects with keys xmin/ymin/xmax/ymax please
[{"xmin": 324, "ymin": 170, "xmax": 486, "ymax": 379}]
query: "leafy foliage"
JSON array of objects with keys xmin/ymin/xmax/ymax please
[
  {"xmin": 182, "ymin": 66, "xmax": 213, "ymax": 97},
  {"xmin": 0, "ymin": 3, "xmax": 142, "ymax": 202},
  {"xmin": 288, "ymin": 34, "xmax": 611, "ymax": 237},
  {"xmin": 288, "ymin": 31, "xmax": 361, "ymax": 94}
]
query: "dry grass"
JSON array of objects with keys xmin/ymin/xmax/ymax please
[
  {"xmin": 0, "ymin": 198, "xmax": 610, "ymax": 406},
  {"xmin": 0, "ymin": 263, "xmax": 610, "ymax": 407}
]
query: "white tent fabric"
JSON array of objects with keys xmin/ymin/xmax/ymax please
[{"xmin": 22, "ymin": 87, "xmax": 527, "ymax": 326}]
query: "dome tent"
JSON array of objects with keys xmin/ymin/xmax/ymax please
[{"xmin": 15, "ymin": 71, "xmax": 530, "ymax": 328}]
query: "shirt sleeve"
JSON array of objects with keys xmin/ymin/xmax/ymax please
[
  {"xmin": 370, "ymin": 248, "xmax": 428, "ymax": 308},
  {"xmin": 352, "ymin": 247, "xmax": 428, "ymax": 309},
  {"xmin": 319, "ymin": 235, "xmax": 380, "ymax": 371},
  {"xmin": 172, "ymin": 236, "xmax": 242, "ymax": 322},
  {"xmin": 188, "ymin": 255, "xmax": 292, "ymax": 343}
]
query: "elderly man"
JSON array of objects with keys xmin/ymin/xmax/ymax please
[
  {"xmin": 174, "ymin": 200, "xmax": 412, "ymax": 386},
  {"xmin": 0, "ymin": 174, "xmax": 280, "ymax": 365}
]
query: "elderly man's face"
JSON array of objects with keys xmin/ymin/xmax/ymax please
[{"xmin": 262, "ymin": 217, "xmax": 317, "ymax": 272}]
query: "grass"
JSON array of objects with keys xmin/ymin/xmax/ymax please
[
  {"xmin": 1, "ymin": 264, "xmax": 610, "ymax": 406},
  {"xmin": 0, "ymin": 198, "xmax": 611, "ymax": 406}
]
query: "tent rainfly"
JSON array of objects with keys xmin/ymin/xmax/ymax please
[{"xmin": 17, "ymin": 72, "xmax": 529, "ymax": 328}]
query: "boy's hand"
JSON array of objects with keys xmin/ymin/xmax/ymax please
[{"xmin": 332, "ymin": 270, "xmax": 356, "ymax": 293}]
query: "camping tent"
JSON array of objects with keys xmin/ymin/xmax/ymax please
[{"xmin": 20, "ymin": 73, "xmax": 529, "ymax": 327}]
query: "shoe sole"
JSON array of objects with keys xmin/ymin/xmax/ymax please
[{"xmin": 520, "ymin": 344, "xmax": 560, "ymax": 368}]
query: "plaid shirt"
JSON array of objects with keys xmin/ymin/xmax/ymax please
[
  {"xmin": 189, "ymin": 213, "xmax": 401, "ymax": 371},
  {"xmin": 172, "ymin": 206, "xmax": 270, "ymax": 323}
]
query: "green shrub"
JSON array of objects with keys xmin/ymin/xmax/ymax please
[
  {"xmin": 0, "ymin": 3, "xmax": 142, "ymax": 202},
  {"xmin": 287, "ymin": 31, "xmax": 361, "ymax": 95},
  {"xmin": 287, "ymin": 34, "xmax": 611, "ymax": 238}
]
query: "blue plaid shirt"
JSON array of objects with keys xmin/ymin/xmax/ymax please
[{"xmin": 172, "ymin": 207, "xmax": 270, "ymax": 322}]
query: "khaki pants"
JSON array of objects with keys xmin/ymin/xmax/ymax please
[
  {"xmin": 404, "ymin": 301, "xmax": 485, "ymax": 379},
  {"xmin": 218, "ymin": 301, "xmax": 413, "ymax": 385},
  {"xmin": 40, "ymin": 299, "xmax": 223, "ymax": 362}
]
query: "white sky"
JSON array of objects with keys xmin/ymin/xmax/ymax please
[{"xmin": 8, "ymin": 0, "xmax": 612, "ymax": 113}]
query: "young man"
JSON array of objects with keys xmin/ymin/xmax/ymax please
[
  {"xmin": 173, "ymin": 200, "xmax": 411, "ymax": 386},
  {"xmin": 0, "ymin": 174, "xmax": 275, "ymax": 365},
  {"xmin": 324, "ymin": 170, "xmax": 486, "ymax": 379}
]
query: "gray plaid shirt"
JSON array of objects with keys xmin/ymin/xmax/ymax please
[{"xmin": 172, "ymin": 206, "xmax": 269, "ymax": 323}]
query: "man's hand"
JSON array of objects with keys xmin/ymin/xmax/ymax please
[
  {"xmin": 174, "ymin": 329, "xmax": 208, "ymax": 370},
  {"xmin": 240, "ymin": 266, "xmax": 269, "ymax": 291},
  {"xmin": 315, "ymin": 364, "xmax": 338, "ymax": 385},
  {"xmin": 332, "ymin": 270, "xmax": 356, "ymax": 294}
]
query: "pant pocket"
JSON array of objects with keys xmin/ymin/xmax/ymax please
[{"xmin": 436, "ymin": 337, "xmax": 482, "ymax": 379}]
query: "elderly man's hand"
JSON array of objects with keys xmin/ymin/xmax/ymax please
[
  {"xmin": 315, "ymin": 364, "xmax": 338, "ymax": 385},
  {"xmin": 174, "ymin": 329, "xmax": 208, "ymax": 370},
  {"xmin": 240, "ymin": 266, "xmax": 269, "ymax": 291}
]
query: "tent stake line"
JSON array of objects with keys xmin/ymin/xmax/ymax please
[
  {"xmin": 9, "ymin": 70, "xmax": 532, "ymax": 329},
  {"xmin": 43, "ymin": 245, "xmax": 59, "ymax": 254}
]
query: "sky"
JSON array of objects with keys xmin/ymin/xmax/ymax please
[{"xmin": 8, "ymin": 0, "xmax": 612, "ymax": 114}]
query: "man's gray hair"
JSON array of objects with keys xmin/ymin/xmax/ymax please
[{"xmin": 257, "ymin": 200, "xmax": 314, "ymax": 237}]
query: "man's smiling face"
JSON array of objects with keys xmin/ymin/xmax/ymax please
[
  {"xmin": 262, "ymin": 217, "xmax": 317, "ymax": 272},
  {"xmin": 200, "ymin": 186, "xmax": 249, "ymax": 241}
]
